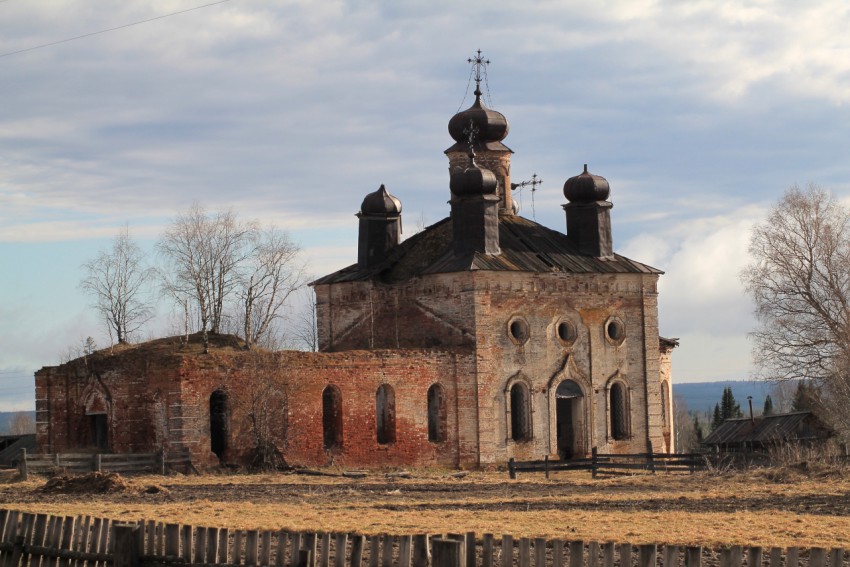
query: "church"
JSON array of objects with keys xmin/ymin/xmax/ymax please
[{"xmin": 34, "ymin": 58, "xmax": 676, "ymax": 469}]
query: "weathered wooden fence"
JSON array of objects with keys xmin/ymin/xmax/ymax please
[
  {"xmin": 17, "ymin": 448, "xmax": 195, "ymax": 480},
  {"xmin": 1, "ymin": 508, "xmax": 847, "ymax": 567},
  {"xmin": 508, "ymin": 450, "xmax": 707, "ymax": 479}
]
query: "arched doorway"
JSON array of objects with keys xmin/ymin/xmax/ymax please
[
  {"xmin": 209, "ymin": 390, "xmax": 230, "ymax": 461},
  {"xmin": 555, "ymin": 379, "xmax": 583, "ymax": 460}
]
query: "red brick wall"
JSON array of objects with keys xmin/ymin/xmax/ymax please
[{"xmin": 35, "ymin": 341, "xmax": 477, "ymax": 469}]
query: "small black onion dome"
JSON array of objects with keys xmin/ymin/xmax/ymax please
[
  {"xmin": 563, "ymin": 164, "xmax": 610, "ymax": 203},
  {"xmin": 360, "ymin": 184, "xmax": 402, "ymax": 215},
  {"xmin": 448, "ymin": 92, "xmax": 509, "ymax": 145},
  {"xmin": 450, "ymin": 156, "xmax": 498, "ymax": 196}
]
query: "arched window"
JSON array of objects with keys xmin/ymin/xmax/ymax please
[
  {"xmin": 322, "ymin": 385, "xmax": 343, "ymax": 451},
  {"xmin": 376, "ymin": 384, "xmax": 396, "ymax": 444},
  {"xmin": 427, "ymin": 383, "xmax": 446, "ymax": 443},
  {"xmin": 510, "ymin": 382, "xmax": 532, "ymax": 442},
  {"xmin": 210, "ymin": 390, "xmax": 230, "ymax": 460},
  {"xmin": 609, "ymin": 382, "xmax": 629, "ymax": 440}
]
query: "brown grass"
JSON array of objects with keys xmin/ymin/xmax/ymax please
[{"xmin": 2, "ymin": 466, "xmax": 849, "ymax": 548}]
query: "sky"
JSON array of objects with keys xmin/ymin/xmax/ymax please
[{"xmin": 3, "ymin": 0, "xmax": 850, "ymax": 411}]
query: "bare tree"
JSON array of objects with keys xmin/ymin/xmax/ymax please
[
  {"xmin": 239, "ymin": 228, "xmax": 307, "ymax": 349},
  {"xmin": 742, "ymin": 184, "xmax": 850, "ymax": 382},
  {"xmin": 742, "ymin": 184, "xmax": 850, "ymax": 435},
  {"xmin": 673, "ymin": 396, "xmax": 699, "ymax": 453},
  {"xmin": 291, "ymin": 288, "xmax": 319, "ymax": 352},
  {"xmin": 159, "ymin": 204, "xmax": 305, "ymax": 352},
  {"xmin": 80, "ymin": 226, "xmax": 154, "ymax": 344},
  {"xmin": 9, "ymin": 412, "xmax": 35, "ymax": 435},
  {"xmin": 158, "ymin": 204, "xmax": 255, "ymax": 351}
]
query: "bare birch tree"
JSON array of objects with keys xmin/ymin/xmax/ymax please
[
  {"xmin": 80, "ymin": 227, "xmax": 154, "ymax": 344},
  {"xmin": 291, "ymin": 289, "xmax": 319, "ymax": 352},
  {"xmin": 742, "ymin": 184, "xmax": 850, "ymax": 434},
  {"xmin": 159, "ymin": 204, "xmax": 305, "ymax": 352},
  {"xmin": 239, "ymin": 228, "xmax": 307, "ymax": 349},
  {"xmin": 742, "ymin": 184, "xmax": 850, "ymax": 382},
  {"xmin": 158, "ymin": 205, "xmax": 255, "ymax": 351}
]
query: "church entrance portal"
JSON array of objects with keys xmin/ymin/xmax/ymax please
[{"xmin": 555, "ymin": 379, "xmax": 583, "ymax": 460}]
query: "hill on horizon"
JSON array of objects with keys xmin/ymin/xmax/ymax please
[{"xmin": 672, "ymin": 380, "xmax": 788, "ymax": 415}]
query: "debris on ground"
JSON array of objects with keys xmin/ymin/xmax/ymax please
[{"xmin": 39, "ymin": 472, "xmax": 169, "ymax": 495}]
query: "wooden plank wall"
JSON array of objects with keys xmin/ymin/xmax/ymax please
[{"xmin": 0, "ymin": 509, "xmax": 847, "ymax": 567}]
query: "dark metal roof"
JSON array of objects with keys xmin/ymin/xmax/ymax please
[
  {"xmin": 313, "ymin": 214, "xmax": 662, "ymax": 286},
  {"xmin": 702, "ymin": 411, "xmax": 834, "ymax": 447}
]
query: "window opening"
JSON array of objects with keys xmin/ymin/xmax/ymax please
[
  {"xmin": 209, "ymin": 390, "xmax": 230, "ymax": 460},
  {"xmin": 510, "ymin": 382, "xmax": 531, "ymax": 441},
  {"xmin": 610, "ymin": 382, "xmax": 628, "ymax": 440},
  {"xmin": 376, "ymin": 384, "xmax": 396, "ymax": 444},
  {"xmin": 322, "ymin": 386, "xmax": 343, "ymax": 451},
  {"xmin": 508, "ymin": 317, "xmax": 530, "ymax": 344},
  {"xmin": 427, "ymin": 383, "xmax": 447, "ymax": 443},
  {"xmin": 606, "ymin": 318, "xmax": 625, "ymax": 343}
]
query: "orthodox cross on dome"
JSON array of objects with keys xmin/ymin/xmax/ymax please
[
  {"xmin": 468, "ymin": 49, "xmax": 490, "ymax": 96},
  {"xmin": 511, "ymin": 174, "xmax": 544, "ymax": 220}
]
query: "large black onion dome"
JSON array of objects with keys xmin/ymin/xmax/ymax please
[
  {"xmin": 563, "ymin": 164, "xmax": 610, "ymax": 203},
  {"xmin": 450, "ymin": 155, "xmax": 498, "ymax": 196},
  {"xmin": 360, "ymin": 184, "xmax": 402, "ymax": 215},
  {"xmin": 448, "ymin": 91, "xmax": 509, "ymax": 146}
]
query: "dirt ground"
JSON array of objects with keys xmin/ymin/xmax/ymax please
[{"xmin": 2, "ymin": 464, "xmax": 850, "ymax": 549}]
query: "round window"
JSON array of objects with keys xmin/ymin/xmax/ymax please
[
  {"xmin": 508, "ymin": 317, "xmax": 530, "ymax": 344},
  {"xmin": 605, "ymin": 318, "xmax": 626, "ymax": 344},
  {"xmin": 556, "ymin": 321, "xmax": 577, "ymax": 345}
]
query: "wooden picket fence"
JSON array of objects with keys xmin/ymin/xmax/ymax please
[
  {"xmin": 508, "ymin": 450, "xmax": 708, "ymax": 479},
  {"xmin": 17, "ymin": 448, "xmax": 196, "ymax": 480},
  {"xmin": 1, "ymin": 508, "xmax": 848, "ymax": 567}
]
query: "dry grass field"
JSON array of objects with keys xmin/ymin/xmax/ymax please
[{"xmin": 2, "ymin": 464, "xmax": 850, "ymax": 549}]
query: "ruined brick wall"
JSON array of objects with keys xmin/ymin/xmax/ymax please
[
  {"xmin": 176, "ymin": 348, "xmax": 477, "ymax": 469},
  {"xmin": 35, "ymin": 349, "xmax": 181, "ymax": 455},
  {"xmin": 36, "ymin": 340, "xmax": 478, "ymax": 469}
]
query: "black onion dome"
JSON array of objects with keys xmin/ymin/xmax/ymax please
[
  {"xmin": 448, "ymin": 92, "xmax": 509, "ymax": 146},
  {"xmin": 450, "ymin": 155, "xmax": 498, "ymax": 196},
  {"xmin": 360, "ymin": 184, "xmax": 402, "ymax": 215},
  {"xmin": 563, "ymin": 164, "xmax": 610, "ymax": 203}
]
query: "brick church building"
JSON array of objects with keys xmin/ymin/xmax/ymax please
[{"xmin": 34, "ymin": 64, "xmax": 676, "ymax": 469}]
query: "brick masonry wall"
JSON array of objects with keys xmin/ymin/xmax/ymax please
[
  {"xmin": 35, "ymin": 349, "xmax": 183, "ymax": 455},
  {"xmin": 35, "ymin": 342, "xmax": 477, "ymax": 469}
]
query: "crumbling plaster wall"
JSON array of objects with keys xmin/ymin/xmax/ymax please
[{"xmin": 468, "ymin": 270, "xmax": 664, "ymax": 462}]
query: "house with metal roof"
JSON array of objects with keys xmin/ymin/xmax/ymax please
[{"xmin": 702, "ymin": 411, "xmax": 834, "ymax": 452}]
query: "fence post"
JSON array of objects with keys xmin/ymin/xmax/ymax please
[
  {"xmin": 638, "ymin": 544, "xmax": 656, "ymax": 567},
  {"xmin": 18, "ymin": 448, "xmax": 28, "ymax": 481},
  {"xmin": 113, "ymin": 523, "xmax": 140, "ymax": 567},
  {"xmin": 297, "ymin": 549, "xmax": 314, "ymax": 567},
  {"xmin": 412, "ymin": 535, "xmax": 430, "ymax": 567},
  {"xmin": 432, "ymin": 538, "xmax": 462, "ymax": 567},
  {"xmin": 544, "ymin": 455, "xmax": 550, "ymax": 480},
  {"xmin": 94, "ymin": 453, "xmax": 102, "ymax": 473},
  {"xmin": 159, "ymin": 448, "xmax": 167, "ymax": 475},
  {"xmin": 592, "ymin": 447, "xmax": 598, "ymax": 478},
  {"xmin": 508, "ymin": 458, "xmax": 516, "ymax": 480}
]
